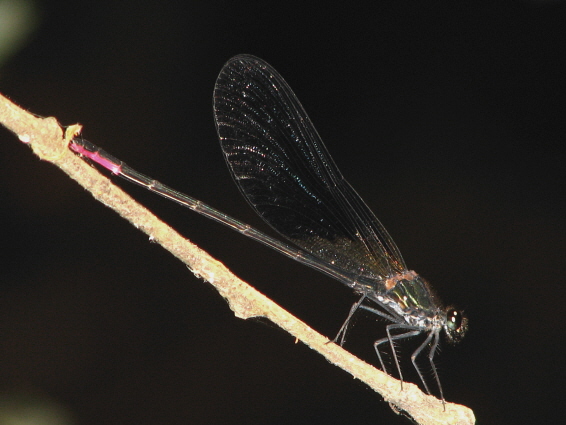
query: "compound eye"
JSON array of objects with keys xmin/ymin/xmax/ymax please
[
  {"xmin": 444, "ymin": 308, "xmax": 468, "ymax": 344},
  {"xmin": 446, "ymin": 309, "xmax": 463, "ymax": 331}
]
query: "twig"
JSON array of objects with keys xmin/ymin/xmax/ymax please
[{"xmin": 0, "ymin": 92, "xmax": 475, "ymax": 425}]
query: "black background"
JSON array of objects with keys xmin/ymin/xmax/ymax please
[{"xmin": 1, "ymin": 1, "xmax": 565, "ymax": 424}]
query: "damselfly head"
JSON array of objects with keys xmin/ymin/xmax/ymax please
[{"xmin": 443, "ymin": 308, "xmax": 468, "ymax": 344}]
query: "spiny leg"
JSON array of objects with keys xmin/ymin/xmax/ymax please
[
  {"xmin": 410, "ymin": 330, "xmax": 435, "ymax": 396},
  {"xmin": 355, "ymin": 303, "xmax": 404, "ymax": 372},
  {"xmin": 332, "ymin": 294, "xmax": 366, "ymax": 346},
  {"xmin": 425, "ymin": 331, "xmax": 445, "ymax": 409},
  {"xmin": 373, "ymin": 324, "xmax": 421, "ymax": 389}
]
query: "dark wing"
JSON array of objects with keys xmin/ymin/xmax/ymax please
[{"xmin": 213, "ymin": 55, "xmax": 406, "ymax": 282}]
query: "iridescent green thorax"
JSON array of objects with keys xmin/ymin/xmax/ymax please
[{"xmin": 382, "ymin": 271, "xmax": 442, "ymax": 316}]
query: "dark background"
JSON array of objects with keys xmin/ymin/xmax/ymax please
[{"xmin": 1, "ymin": 1, "xmax": 565, "ymax": 424}]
